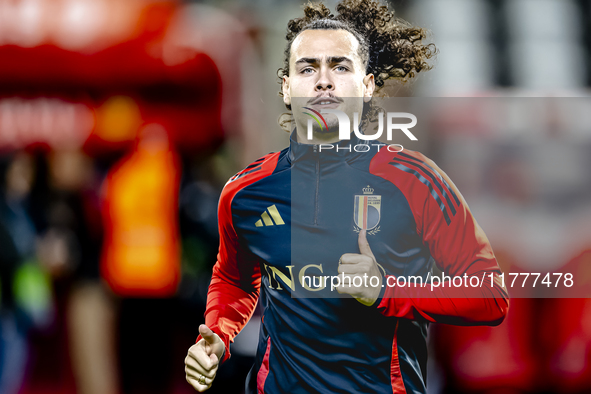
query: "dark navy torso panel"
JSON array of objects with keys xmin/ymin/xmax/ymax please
[{"xmin": 232, "ymin": 137, "xmax": 431, "ymax": 394}]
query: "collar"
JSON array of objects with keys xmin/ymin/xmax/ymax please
[{"xmin": 287, "ymin": 129, "xmax": 369, "ymax": 165}]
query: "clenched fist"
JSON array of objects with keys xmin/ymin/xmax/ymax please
[
  {"xmin": 185, "ymin": 325, "xmax": 225, "ymax": 392},
  {"xmin": 336, "ymin": 229, "xmax": 383, "ymax": 306}
]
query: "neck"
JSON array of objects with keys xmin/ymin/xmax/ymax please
[{"xmin": 295, "ymin": 126, "xmax": 352, "ymax": 145}]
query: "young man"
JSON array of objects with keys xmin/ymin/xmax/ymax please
[{"xmin": 185, "ymin": 1, "xmax": 509, "ymax": 393}]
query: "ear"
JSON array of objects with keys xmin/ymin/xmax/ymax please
[
  {"xmin": 363, "ymin": 73, "xmax": 375, "ymax": 103},
  {"xmin": 282, "ymin": 76, "xmax": 291, "ymax": 106}
]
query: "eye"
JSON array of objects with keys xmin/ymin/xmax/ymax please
[
  {"xmin": 301, "ymin": 68, "xmax": 314, "ymax": 74},
  {"xmin": 335, "ymin": 65, "xmax": 348, "ymax": 72}
]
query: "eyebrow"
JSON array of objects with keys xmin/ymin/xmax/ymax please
[{"xmin": 295, "ymin": 56, "xmax": 354, "ymax": 67}]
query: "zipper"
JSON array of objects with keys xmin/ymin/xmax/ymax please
[{"xmin": 313, "ymin": 144, "xmax": 319, "ymax": 225}]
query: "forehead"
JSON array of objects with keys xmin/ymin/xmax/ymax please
[{"xmin": 290, "ymin": 29, "xmax": 361, "ymax": 64}]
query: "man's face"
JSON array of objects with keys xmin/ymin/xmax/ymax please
[{"xmin": 282, "ymin": 29, "xmax": 375, "ymax": 142}]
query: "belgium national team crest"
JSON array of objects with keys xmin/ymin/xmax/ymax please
[{"xmin": 354, "ymin": 186, "xmax": 381, "ymax": 235}]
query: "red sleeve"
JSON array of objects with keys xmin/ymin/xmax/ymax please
[
  {"xmin": 197, "ymin": 152, "xmax": 281, "ymax": 362},
  {"xmin": 370, "ymin": 150, "xmax": 509, "ymax": 326}
]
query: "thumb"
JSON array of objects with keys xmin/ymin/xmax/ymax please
[
  {"xmin": 199, "ymin": 324, "xmax": 220, "ymax": 346},
  {"xmin": 358, "ymin": 229, "xmax": 375, "ymax": 258}
]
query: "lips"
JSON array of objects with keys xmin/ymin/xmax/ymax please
[
  {"xmin": 306, "ymin": 96, "xmax": 342, "ymax": 112},
  {"xmin": 309, "ymin": 97, "xmax": 341, "ymax": 106}
]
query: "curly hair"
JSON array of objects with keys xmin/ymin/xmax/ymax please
[{"xmin": 278, "ymin": 0, "xmax": 436, "ymax": 103}]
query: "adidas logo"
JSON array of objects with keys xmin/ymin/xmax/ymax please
[{"xmin": 255, "ymin": 205, "xmax": 285, "ymax": 227}]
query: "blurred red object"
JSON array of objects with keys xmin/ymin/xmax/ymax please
[
  {"xmin": 0, "ymin": 0, "xmax": 224, "ymax": 155},
  {"xmin": 100, "ymin": 124, "xmax": 181, "ymax": 297},
  {"xmin": 431, "ymin": 252, "xmax": 539, "ymax": 393},
  {"xmin": 539, "ymin": 250, "xmax": 591, "ymax": 393}
]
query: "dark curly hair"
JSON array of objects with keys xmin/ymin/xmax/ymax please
[{"xmin": 278, "ymin": 0, "xmax": 436, "ymax": 119}]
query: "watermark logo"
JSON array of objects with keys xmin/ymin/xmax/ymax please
[
  {"xmin": 304, "ymin": 109, "xmax": 417, "ymax": 142},
  {"xmin": 303, "ymin": 107, "xmax": 328, "ymax": 132}
]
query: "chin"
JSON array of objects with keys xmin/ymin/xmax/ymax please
[
  {"xmin": 315, "ymin": 127, "xmax": 338, "ymax": 135},
  {"xmin": 325, "ymin": 121, "xmax": 339, "ymax": 131}
]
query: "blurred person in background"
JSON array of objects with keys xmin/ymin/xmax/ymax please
[
  {"xmin": 1, "ymin": 153, "xmax": 38, "ymax": 263},
  {"xmin": 20, "ymin": 149, "xmax": 107, "ymax": 394},
  {"xmin": 46, "ymin": 149, "xmax": 114, "ymax": 394},
  {"xmin": 185, "ymin": 1, "xmax": 508, "ymax": 393},
  {"xmin": 0, "ymin": 152, "xmax": 51, "ymax": 394},
  {"xmin": 100, "ymin": 124, "xmax": 181, "ymax": 394},
  {"xmin": 0, "ymin": 220, "xmax": 23, "ymax": 394},
  {"xmin": 0, "ymin": 152, "xmax": 53, "ymax": 328}
]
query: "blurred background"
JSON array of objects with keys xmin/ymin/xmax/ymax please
[{"xmin": 0, "ymin": 0, "xmax": 590, "ymax": 393}]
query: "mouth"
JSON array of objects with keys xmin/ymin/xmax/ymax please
[{"xmin": 307, "ymin": 96, "xmax": 342, "ymax": 108}]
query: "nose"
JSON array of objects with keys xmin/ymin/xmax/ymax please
[{"xmin": 315, "ymin": 68, "xmax": 334, "ymax": 91}]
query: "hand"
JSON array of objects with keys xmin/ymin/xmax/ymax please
[
  {"xmin": 185, "ymin": 324, "xmax": 225, "ymax": 392},
  {"xmin": 336, "ymin": 230, "xmax": 383, "ymax": 306}
]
